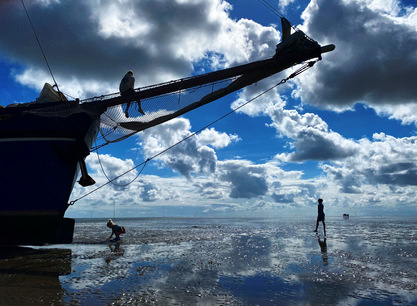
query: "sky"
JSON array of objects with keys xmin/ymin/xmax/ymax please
[{"xmin": 1, "ymin": 0, "xmax": 417, "ymax": 218}]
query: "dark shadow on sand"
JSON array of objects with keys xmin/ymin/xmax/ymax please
[{"xmin": 0, "ymin": 246, "xmax": 71, "ymax": 304}]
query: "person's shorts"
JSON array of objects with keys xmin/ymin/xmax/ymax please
[{"xmin": 317, "ymin": 215, "xmax": 325, "ymax": 222}]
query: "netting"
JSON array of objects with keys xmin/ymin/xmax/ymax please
[
  {"xmin": 21, "ymin": 28, "xmax": 324, "ymax": 153},
  {"xmin": 92, "ymin": 78, "xmax": 237, "ymax": 149},
  {"xmin": 21, "ymin": 76, "xmax": 237, "ymax": 152}
]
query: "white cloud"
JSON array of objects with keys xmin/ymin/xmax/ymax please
[
  {"xmin": 218, "ymin": 159, "xmax": 269, "ymax": 198},
  {"xmin": 293, "ymin": 0, "xmax": 417, "ymax": 117},
  {"xmin": 5, "ymin": 0, "xmax": 417, "ymax": 217},
  {"xmin": 138, "ymin": 118, "xmax": 218, "ymax": 179},
  {"xmin": 86, "ymin": 153, "xmax": 139, "ymax": 187},
  {"xmin": 89, "ymin": 99, "xmax": 417, "ymax": 215},
  {"xmin": 70, "ymin": 120, "xmax": 417, "ymax": 217},
  {"xmin": 320, "ymin": 132, "xmax": 417, "ymax": 197},
  {"xmin": 278, "ymin": 0, "xmax": 297, "ymax": 12},
  {"xmin": 0, "ymin": 0, "xmax": 280, "ymax": 99},
  {"xmin": 372, "ymin": 103, "xmax": 417, "ymax": 126},
  {"xmin": 197, "ymin": 127, "xmax": 240, "ymax": 149},
  {"xmin": 265, "ymin": 101, "xmax": 359, "ymax": 162}
]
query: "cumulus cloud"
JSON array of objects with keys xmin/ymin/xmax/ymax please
[
  {"xmin": 321, "ymin": 133, "xmax": 417, "ymax": 195},
  {"xmin": 71, "ymin": 149, "xmax": 314, "ymax": 216},
  {"xmin": 271, "ymin": 182, "xmax": 318, "ymax": 204},
  {"xmin": 265, "ymin": 101, "xmax": 359, "ymax": 162},
  {"xmin": 193, "ymin": 181, "xmax": 226, "ymax": 199},
  {"xmin": 86, "ymin": 153, "xmax": 139, "ymax": 188},
  {"xmin": 216, "ymin": 159, "xmax": 304, "ymax": 200},
  {"xmin": 5, "ymin": 0, "xmax": 417, "ymax": 216},
  {"xmin": 0, "ymin": 0, "xmax": 280, "ymax": 99},
  {"xmin": 218, "ymin": 160, "xmax": 269, "ymax": 198},
  {"xmin": 136, "ymin": 115, "xmax": 313, "ymax": 202},
  {"xmin": 264, "ymin": 96, "xmax": 417, "ymax": 193},
  {"xmin": 138, "ymin": 118, "xmax": 220, "ymax": 179},
  {"xmin": 294, "ymin": 0, "xmax": 417, "ymax": 112},
  {"xmin": 231, "ymin": 79, "xmax": 288, "ymax": 117},
  {"xmin": 140, "ymin": 182, "xmax": 161, "ymax": 202},
  {"xmin": 372, "ymin": 103, "xmax": 417, "ymax": 127},
  {"xmin": 278, "ymin": 0, "xmax": 297, "ymax": 12},
  {"xmin": 71, "ymin": 154, "xmax": 187, "ymax": 213},
  {"xmin": 197, "ymin": 127, "xmax": 240, "ymax": 149},
  {"xmin": 76, "ymin": 123, "xmax": 417, "ymax": 216}
]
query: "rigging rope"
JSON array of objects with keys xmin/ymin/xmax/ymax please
[
  {"xmin": 257, "ymin": 0, "xmax": 285, "ymax": 19},
  {"xmin": 256, "ymin": 0, "xmax": 316, "ymax": 42},
  {"xmin": 96, "ymin": 143, "xmax": 144, "ymax": 187},
  {"xmin": 69, "ymin": 59, "xmax": 318, "ymax": 206},
  {"xmin": 69, "ymin": 158, "xmax": 150, "ymax": 206},
  {"xmin": 21, "ymin": 0, "xmax": 61, "ymax": 93}
]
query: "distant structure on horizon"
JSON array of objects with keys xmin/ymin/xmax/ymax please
[{"xmin": 343, "ymin": 214, "xmax": 350, "ymax": 220}]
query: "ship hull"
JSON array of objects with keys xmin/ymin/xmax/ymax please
[{"xmin": 0, "ymin": 102, "xmax": 99, "ymax": 245}]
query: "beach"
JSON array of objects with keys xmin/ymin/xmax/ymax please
[{"xmin": 0, "ymin": 216, "xmax": 416, "ymax": 305}]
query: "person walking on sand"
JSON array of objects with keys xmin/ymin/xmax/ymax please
[
  {"xmin": 107, "ymin": 219, "xmax": 126, "ymax": 241},
  {"xmin": 313, "ymin": 198, "xmax": 326, "ymax": 235},
  {"xmin": 119, "ymin": 70, "xmax": 145, "ymax": 118}
]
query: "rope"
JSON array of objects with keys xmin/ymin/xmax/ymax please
[
  {"xmin": 69, "ymin": 60, "xmax": 318, "ymax": 206},
  {"xmin": 69, "ymin": 158, "xmax": 149, "ymax": 205},
  {"xmin": 257, "ymin": 0, "xmax": 286, "ymax": 19},
  {"xmin": 21, "ymin": 0, "xmax": 61, "ymax": 94},
  {"xmin": 96, "ymin": 144, "xmax": 143, "ymax": 187},
  {"xmin": 256, "ymin": 0, "xmax": 315, "ymax": 42}
]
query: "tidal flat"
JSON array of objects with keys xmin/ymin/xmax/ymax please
[{"xmin": 0, "ymin": 216, "xmax": 416, "ymax": 305}]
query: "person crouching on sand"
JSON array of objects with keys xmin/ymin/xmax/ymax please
[{"xmin": 107, "ymin": 219, "xmax": 126, "ymax": 241}]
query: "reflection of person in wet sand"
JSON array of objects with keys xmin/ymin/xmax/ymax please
[
  {"xmin": 313, "ymin": 198, "xmax": 326, "ymax": 235},
  {"xmin": 317, "ymin": 236, "xmax": 328, "ymax": 266},
  {"xmin": 105, "ymin": 242, "xmax": 125, "ymax": 264}
]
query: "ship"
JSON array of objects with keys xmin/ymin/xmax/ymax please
[{"xmin": 0, "ymin": 18, "xmax": 334, "ymax": 245}]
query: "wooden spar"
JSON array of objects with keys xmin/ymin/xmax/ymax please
[
  {"xmin": 83, "ymin": 56, "xmax": 288, "ymax": 112},
  {"xmin": 85, "ymin": 31, "xmax": 333, "ymax": 114},
  {"xmin": 80, "ymin": 28, "xmax": 335, "ymax": 134},
  {"xmin": 119, "ymin": 42, "xmax": 328, "ymax": 132}
]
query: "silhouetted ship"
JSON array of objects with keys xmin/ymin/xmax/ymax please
[{"xmin": 0, "ymin": 19, "xmax": 334, "ymax": 245}]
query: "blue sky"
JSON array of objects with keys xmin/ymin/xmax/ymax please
[{"xmin": 1, "ymin": 0, "xmax": 417, "ymax": 218}]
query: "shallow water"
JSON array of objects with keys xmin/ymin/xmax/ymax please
[{"xmin": 0, "ymin": 216, "xmax": 416, "ymax": 305}]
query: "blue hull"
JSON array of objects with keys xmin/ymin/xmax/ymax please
[{"xmin": 0, "ymin": 102, "xmax": 99, "ymax": 244}]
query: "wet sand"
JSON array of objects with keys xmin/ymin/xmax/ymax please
[{"xmin": 0, "ymin": 216, "xmax": 416, "ymax": 305}]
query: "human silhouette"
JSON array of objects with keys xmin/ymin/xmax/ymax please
[
  {"xmin": 119, "ymin": 70, "xmax": 145, "ymax": 117},
  {"xmin": 313, "ymin": 198, "xmax": 326, "ymax": 235},
  {"xmin": 107, "ymin": 219, "xmax": 126, "ymax": 241}
]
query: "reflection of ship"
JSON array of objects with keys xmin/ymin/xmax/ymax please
[
  {"xmin": 0, "ymin": 247, "xmax": 71, "ymax": 303},
  {"xmin": 0, "ymin": 18, "xmax": 334, "ymax": 245}
]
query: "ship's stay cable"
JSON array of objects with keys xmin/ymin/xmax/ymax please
[
  {"xmin": 69, "ymin": 59, "xmax": 318, "ymax": 206},
  {"xmin": 256, "ymin": 0, "xmax": 315, "ymax": 42},
  {"xmin": 257, "ymin": 0, "xmax": 285, "ymax": 19},
  {"xmin": 96, "ymin": 146, "xmax": 145, "ymax": 187},
  {"xmin": 21, "ymin": 0, "xmax": 61, "ymax": 94}
]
